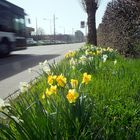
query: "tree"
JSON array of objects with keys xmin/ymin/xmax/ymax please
[
  {"xmin": 36, "ymin": 27, "xmax": 45, "ymax": 36},
  {"xmin": 97, "ymin": 0, "xmax": 140, "ymax": 57},
  {"xmin": 81, "ymin": 0, "xmax": 101, "ymax": 45}
]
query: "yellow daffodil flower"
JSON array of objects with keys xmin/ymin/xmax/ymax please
[
  {"xmin": 66, "ymin": 89, "xmax": 79, "ymax": 103},
  {"xmin": 42, "ymin": 93, "xmax": 46, "ymax": 99},
  {"xmin": 89, "ymin": 51, "xmax": 93, "ymax": 55},
  {"xmin": 56, "ymin": 74, "xmax": 67, "ymax": 87},
  {"xmin": 96, "ymin": 50, "xmax": 101, "ymax": 55},
  {"xmin": 47, "ymin": 75, "xmax": 54, "ymax": 85},
  {"xmin": 42, "ymin": 85, "xmax": 57, "ymax": 99},
  {"xmin": 70, "ymin": 79, "xmax": 78, "ymax": 88},
  {"xmin": 50, "ymin": 85, "xmax": 57, "ymax": 94},
  {"xmin": 82, "ymin": 73, "xmax": 91, "ymax": 84},
  {"xmin": 47, "ymin": 75, "xmax": 57, "ymax": 85},
  {"xmin": 65, "ymin": 53, "xmax": 69, "ymax": 58},
  {"xmin": 53, "ymin": 75, "xmax": 57, "ymax": 80},
  {"xmin": 85, "ymin": 50, "xmax": 89, "ymax": 56},
  {"xmin": 46, "ymin": 88, "xmax": 53, "ymax": 96},
  {"xmin": 71, "ymin": 51, "xmax": 76, "ymax": 57}
]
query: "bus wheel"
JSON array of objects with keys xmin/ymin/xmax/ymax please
[{"xmin": 0, "ymin": 42, "xmax": 10, "ymax": 57}]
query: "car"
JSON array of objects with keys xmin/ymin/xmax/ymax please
[
  {"xmin": 26, "ymin": 38, "xmax": 37, "ymax": 46},
  {"xmin": 37, "ymin": 40, "xmax": 45, "ymax": 45}
]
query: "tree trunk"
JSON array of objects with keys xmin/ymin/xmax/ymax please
[{"xmin": 86, "ymin": 1, "xmax": 97, "ymax": 46}]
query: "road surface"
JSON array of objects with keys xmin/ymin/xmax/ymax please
[{"xmin": 0, "ymin": 43, "xmax": 84, "ymax": 99}]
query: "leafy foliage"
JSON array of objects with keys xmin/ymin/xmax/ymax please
[{"xmin": 97, "ymin": 0, "xmax": 140, "ymax": 58}]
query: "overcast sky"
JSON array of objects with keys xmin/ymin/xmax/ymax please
[{"xmin": 7, "ymin": 0, "xmax": 111, "ymax": 35}]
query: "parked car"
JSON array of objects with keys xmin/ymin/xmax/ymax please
[
  {"xmin": 26, "ymin": 38, "xmax": 37, "ymax": 46},
  {"xmin": 37, "ymin": 40, "xmax": 46, "ymax": 45}
]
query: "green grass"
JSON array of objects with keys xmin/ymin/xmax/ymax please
[{"xmin": 0, "ymin": 45, "xmax": 140, "ymax": 140}]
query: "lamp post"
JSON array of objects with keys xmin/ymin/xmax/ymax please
[
  {"xmin": 43, "ymin": 18, "xmax": 52, "ymax": 35},
  {"xmin": 53, "ymin": 14, "xmax": 58, "ymax": 44},
  {"xmin": 35, "ymin": 17, "xmax": 38, "ymax": 41},
  {"xmin": 53, "ymin": 14, "xmax": 56, "ymax": 43}
]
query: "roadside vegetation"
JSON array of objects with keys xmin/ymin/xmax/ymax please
[
  {"xmin": 0, "ymin": 44, "xmax": 140, "ymax": 139},
  {"xmin": 97, "ymin": 0, "xmax": 140, "ymax": 58}
]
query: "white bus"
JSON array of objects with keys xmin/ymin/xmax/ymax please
[{"xmin": 0, "ymin": 0, "xmax": 27, "ymax": 56}]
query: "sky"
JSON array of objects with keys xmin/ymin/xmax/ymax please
[{"xmin": 7, "ymin": 0, "xmax": 111, "ymax": 35}]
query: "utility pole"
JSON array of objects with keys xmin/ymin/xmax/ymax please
[
  {"xmin": 53, "ymin": 14, "xmax": 58, "ymax": 44},
  {"xmin": 85, "ymin": 21, "xmax": 88, "ymax": 42},
  {"xmin": 36, "ymin": 17, "xmax": 38, "ymax": 41},
  {"xmin": 53, "ymin": 14, "xmax": 56, "ymax": 44},
  {"xmin": 64, "ymin": 28, "xmax": 65, "ymax": 35},
  {"xmin": 72, "ymin": 28, "xmax": 74, "ymax": 35}
]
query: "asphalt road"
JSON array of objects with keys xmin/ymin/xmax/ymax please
[{"xmin": 0, "ymin": 43, "xmax": 84, "ymax": 99}]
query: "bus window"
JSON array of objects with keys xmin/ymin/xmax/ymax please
[
  {"xmin": 13, "ymin": 16, "xmax": 25, "ymax": 36},
  {"xmin": 0, "ymin": 10, "xmax": 13, "ymax": 32}
]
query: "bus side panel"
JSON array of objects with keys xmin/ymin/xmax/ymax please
[{"xmin": 15, "ymin": 38, "xmax": 27, "ymax": 50}]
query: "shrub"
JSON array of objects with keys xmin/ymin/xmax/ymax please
[{"xmin": 97, "ymin": 0, "xmax": 140, "ymax": 58}]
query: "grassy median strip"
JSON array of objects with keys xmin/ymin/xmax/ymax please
[{"xmin": 0, "ymin": 44, "xmax": 140, "ymax": 139}]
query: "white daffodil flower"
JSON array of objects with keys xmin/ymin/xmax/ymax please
[
  {"xmin": 19, "ymin": 82, "xmax": 29, "ymax": 93},
  {"xmin": 0, "ymin": 98, "xmax": 5, "ymax": 110},
  {"xmin": 39, "ymin": 62, "xmax": 43, "ymax": 68},
  {"xmin": 80, "ymin": 55, "xmax": 87, "ymax": 61},
  {"xmin": 72, "ymin": 66, "xmax": 76, "ymax": 70},
  {"xmin": 43, "ymin": 60, "xmax": 48, "ymax": 65},
  {"xmin": 70, "ymin": 58, "xmax": 77, "ymax": 66},
  {"xmin": 88, "ymin": 57, "xmax": 93, "ymax": 61},
  {"xmin": 43, "ymin": 66, "xmax": 51, "ymax": 74},
  {"xmin": 11, "ymin": 116, "xmax": 24, "ymax": 123},
  {"xmin": 114, "ymin": 59, "xmax": 117, "ymax": 65},
  {"xmin": 102, "ymin": 54, "xmax": 108, "ymax": 63},
  {"xmin": 85, "ymin": 50, "xmax": 89, "ymax": 56},
  {"xmin": 0, "ymin": 98, "xmax": 11, "ymax": 119},
  {"xmin": 0, "ymin": 98, "xmax": 10, "ymax": 109}
]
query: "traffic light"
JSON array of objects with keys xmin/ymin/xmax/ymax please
[{"xmin": 80, "ymin": 21, "xmax": 85, "ymax": 28}]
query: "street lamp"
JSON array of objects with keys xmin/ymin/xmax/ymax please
[
  {"xmin": 35, "ymin": 17, "xmax": 39, "ymax": 41},
  {"xmin": 43, "ymin": 18, "xmax": 52, "ymax": 35},
  {"xmin": 53, "ymin": 14, "xmax": 58, "ymax": 43},
  {"xmin": 43, "ymin": 15, "xmax": 58, "ymax": 43},
  {"xmin": 36, "ymin": 18, "xmax": 38, "ymax": 35}
]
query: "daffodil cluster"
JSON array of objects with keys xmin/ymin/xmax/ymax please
[
  {"xmin": 28, "ymin": 59, "xmax": 51, "ymax": 76},
  {"xmin": 39, "ymin": 60, "xmax": 51, "ymax": 74},
  {"xmin": 65, "ymin": 45, "xmax": 117, "ymax": 70},
  {"xmin": 65, "ymin": 50, "xmax": 76, "ymax": 59},
  {"xmin": 42, "ymin": 85, "xmax": 57, "ymax": 99},
  {"xmin": 42, "ymin": 74, "xmax": 67, "ymax": 99},
  {"xmin": 0, "ymin": 98, "xmax": 11, "ymax": 119},
  {"xmin": 82, "ymin": 45, "xmax": 114, "ymax": 54},
  {"xmin": 0, "ymin": 98, "xmax": 23, "ymax": 123},
  {"xmin": 42, "ymin": 73, "xmax": 91, "ymax": 104}
]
